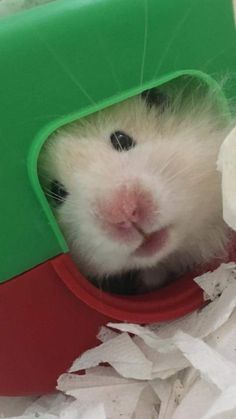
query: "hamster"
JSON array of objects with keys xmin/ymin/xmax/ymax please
[{"xmin": 38, "ymin": 82, "xmax": 232, "ymax": 293}]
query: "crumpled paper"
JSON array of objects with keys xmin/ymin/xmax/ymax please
[
  {"xmin": 57, "ymin": 265, "xmax": 236, "ymax": 419},
  {"xmin": 2, "ymin": 261, "xmax": 236, "ymax": 419}
]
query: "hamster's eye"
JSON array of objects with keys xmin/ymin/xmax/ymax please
[
  {"xmin": 49, "ymin": 179, "xmax": 68, "ymax": 205},
  {"xmin": 110, "ymin": 131, "xmax": 136, "ymax": 151}
]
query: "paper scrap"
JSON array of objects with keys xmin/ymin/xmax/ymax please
[
  {"xmin": 172, "ymin": 331, "xmax": 236, "ymax": 391},
  {"xmin": 201, "ymin": 385, "xmax": 236, "ymax": 419},
  {"xmin": 194, "ymin": 262, "xmax": 236, "ymax": 300},
  {"xmin": 69, "ymin": 332, "xmax": 153, "ymax": 380}
]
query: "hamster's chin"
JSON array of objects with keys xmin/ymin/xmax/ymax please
[{"xmin": 72, "ymin": 225, "xmax": 173, "ymax": 278}]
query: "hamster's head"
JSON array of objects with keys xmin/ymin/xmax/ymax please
[{"xmin": 39, "ymin": 88, "xmax": 229, "ymax": 281}]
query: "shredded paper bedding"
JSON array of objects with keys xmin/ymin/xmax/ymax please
[{"xmin": 2, "ymin": 260, "xmax": 236, "ymax": 419}]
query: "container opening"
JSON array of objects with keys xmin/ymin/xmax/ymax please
[{"xmin": 37, "ymin": 73, "xmax": 230, "ymax": 297}]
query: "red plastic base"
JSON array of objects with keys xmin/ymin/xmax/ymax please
[
  {"xmin": 0, "ymin": 255, "xmax": 110, "ymax": 395},
  {"xmin": 1, "ymin": 244, "xmax": 235, "ymax": 396}
]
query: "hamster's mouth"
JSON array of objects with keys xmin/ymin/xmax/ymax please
[{"xmin": 133, "ymin": 227, "xmax": 168, "ymax": 258}]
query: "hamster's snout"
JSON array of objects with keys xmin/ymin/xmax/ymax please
[{"xmin": 96, "ymin": 184, "xmax": 156, "ymax": 241}]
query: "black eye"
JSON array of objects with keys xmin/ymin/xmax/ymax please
[
  {"xmin": 141, "ymin": 88, "xmax": 169, "ymax": 110},
  {"xmin": 110, "ymin": 130, "xmax": 136, "ymax": 151},
  {"xmin": 49, "ymin": 179, "xmax": 68, "ymax": 206}
]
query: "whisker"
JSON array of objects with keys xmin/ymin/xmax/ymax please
[
  {"xmin": 43, "ymin": 186, "xmax": 65, "ymax": 203},
  {"xmin": 96, "ymin": 34, "xmax": 122, "ymax": 92},
  {"xmin": 157, "ymin": 151, "xmax": 178, "ymax": 175},
  {"xmin": 34, "ymin": 31, "xmax": 99, "ymax": 108},
  {"xmin": 152, "ymin": 0, "xmax": 199, "ymax": 79},
  {"xmin": 165, "ymin": 166, "xmax": 214, "ymax": 184},
  {"xmin": 140, "ymin": 0, "xmax": 148, "ymax": 89},
  {"xmin": 114, "ymin": 131, "xmax": 123, "ymax": 151},
  {"xmin": 165, "ymin": 167, "xmax": 196, "ymax": 184},
  {"xmin": 45, "ymin": 192, "xmax": 65, "ymax": 203}
]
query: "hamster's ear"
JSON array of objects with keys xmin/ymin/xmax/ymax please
[{"xmin": 141, "ymin": 88, "xmax": 169, "ymax": 110}]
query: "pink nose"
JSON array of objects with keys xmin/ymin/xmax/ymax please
[{"xmin": 99, "ymin": 185, "xmax": 154, "ymax": 231}]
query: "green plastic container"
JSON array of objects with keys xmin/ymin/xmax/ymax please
[{"xmin": 0, "ymin": 0, "xmax": 236, "ymax": 283}]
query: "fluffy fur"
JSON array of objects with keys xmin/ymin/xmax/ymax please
[
  {"xmin": 0, "ymin": 0, "xmax": 55, "ymax": 18},
  {"xmin": 39, "ymin": 85, "xmax": 232, "ymax": 291}
]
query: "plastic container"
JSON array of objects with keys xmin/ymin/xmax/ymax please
[{"xmin": 0, "ymin": 0, "xmax": 235, "ymax": 395}]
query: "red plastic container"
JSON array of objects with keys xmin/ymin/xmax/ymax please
[{"xmin": 0, "ymin": 251, "xmax": 231, "ymax": 396}]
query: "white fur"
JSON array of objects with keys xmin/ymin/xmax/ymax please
[
  {"xmin": 0, "ymin": 0, "xmax": 55, "ymax": 18},
  {"xmin": 39, "ymin": 90, "xmax": 231, "ymax": 289}
]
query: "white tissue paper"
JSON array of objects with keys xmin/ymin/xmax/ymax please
[
  {"xmin": 2, "ymin": 262, "xmax": 236, "ymax": 419},
  {"xmin": 2, "ymin": 126, "xmax": 236, "ymax": 418}
]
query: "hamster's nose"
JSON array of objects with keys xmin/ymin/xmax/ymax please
[{"xmin": 99, "ymin": 184, "xmax": 155, "ymax": 232}]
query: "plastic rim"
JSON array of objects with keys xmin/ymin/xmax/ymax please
[{"xmin": 52, "ymin": 254, "xmax": 205, "ymax": 323}]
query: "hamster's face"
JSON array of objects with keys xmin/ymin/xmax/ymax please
[{"xmin": 39, "ymin": 89, "xmax": 228, "ymax": 279}]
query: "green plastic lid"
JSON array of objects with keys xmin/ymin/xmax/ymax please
[{"xmin": 0, "ymin": 0, "xmax": 235, "ymax": 283}]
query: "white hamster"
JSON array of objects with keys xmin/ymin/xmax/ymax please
[{"xmin": 39, "ymin": 81, "xmax": 232, "ymax": 293}]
